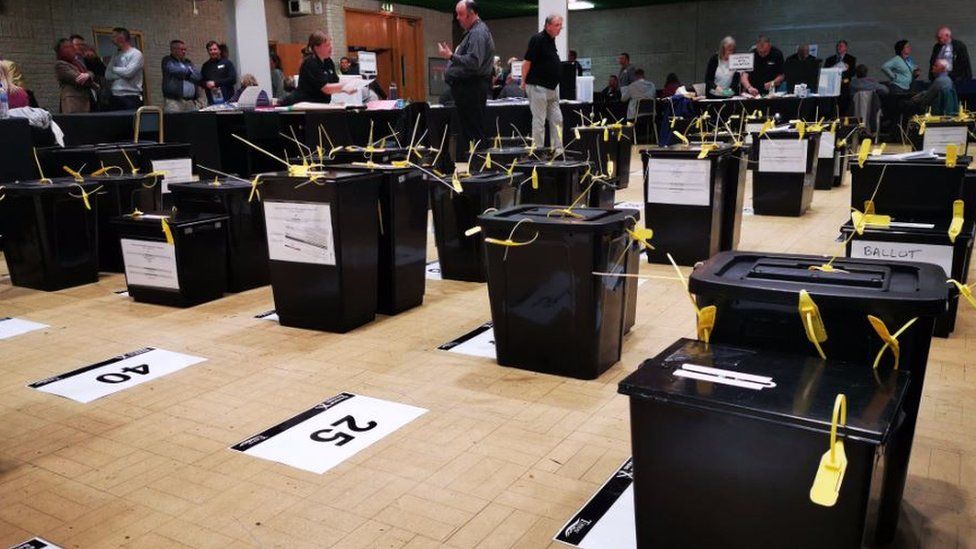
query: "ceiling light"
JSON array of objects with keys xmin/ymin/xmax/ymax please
[{"xmin": 568, "ymin": 1, "xmax": 594, "ymax": 10}]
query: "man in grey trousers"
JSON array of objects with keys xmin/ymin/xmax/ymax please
[{"xmin": 521, "ymin": 14, "xmax": 565, "ymax": 152}]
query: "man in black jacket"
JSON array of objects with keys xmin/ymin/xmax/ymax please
[
  {"xmin": 825, "ymin": 40, "xmax": 856, "ymax": 114},
  {"xmin": 930, "ymin": 26, "xmax": 972, "ymax": 83},
  {"xmin": 438, "ymin": 0, "xmax": 495, "ymax": 147},
  {"xmin": 201, "ymin": 40, "xmax": 237, "ymax": 104},
  {"xmin": 161, "ymin": 40, "xmax": 202, "ymax": 112}
]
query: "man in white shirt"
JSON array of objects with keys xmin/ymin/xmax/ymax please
[
  {"xmin": 105, "ymin": 27, "xmax": 145, "ymax": 110},
  {"xmin": 621, "ymin": 68, "xmax": 655, "ymax": 121}
]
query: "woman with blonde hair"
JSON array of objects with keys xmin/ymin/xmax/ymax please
[
  {"xmin": 0, "ymin": 59, "xmax": 30, "ymax": 109},
  {"xmin": 704, "ymin": 35, "xmax": 740, "ymax": 98}
]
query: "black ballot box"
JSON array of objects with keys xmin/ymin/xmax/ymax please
[
  {"xmin": 721, "ymin": 145, "xmax": 747, "ymax": 251},
  {"xmin": 258, "ymin": 170, "xmax": 383, "ymax": 332},
  {"xmin": 112, "ymin": 212, "xmax": 228, "ymax": 307},
  {"xmin": 91, "ymin": 173, "xmax": 160, "ymax": 273},
  {"xmin": 429, "ymin": 172, "xmax": 515, "ymax": 282},
  {"xmin": 324, "ymin": 146, "xmax": 409, "ymax": 166},
  {"xmin": 814, "ymin": 130, "xmax": 842, "ymax": 190},
  {"xmin": 641, "ymin": 144, "xmax": 733, "ymax": 266},
  {"xmin": 512, "ymin": 159, "xmax": 592, "ymax": 207},
  {"xmin": 0, "ymin": 178, "xmax": 101, "ymax": 291},
  {"xmin": 478, "ymin": 205, "xmax": 639, "ymax": 379},
  {"xmin": 169, "ymin": 179, "xmax": 270, "ymax": 293},
  {"xmin": 328, "ymin": 164, "xmax": 428, "ymax": 315},
  {"xmin": 688, "ymin": 250, "xmax": 948, "ymax": 544},
  {"xmin": 35, "ymin": 143, "xmax": 138, "ymax": 178},
  {"xmin": 618, "ymin": 338, "xmax": 909, "ymax": 549},
  {"xmin": 850, "ymin": 156, "xmax": 974, "ymax": 223},
  {"xmin": 909, "ymin": 120, "xmax": 970, "ymax": 155},
  {"xmin": 586, "ymin": 176, "xmax": 617, "ymax": 209},
  {"xmin": 566, "ymin": 125, "xmax": 633, "ymax": 189},
  {"xmin": 96, "ymin": 143, "xmax": 195, "ymax": 210},
  {"xmin": 842, "ymin": 221, "xmax": 974, "ymax": 338},
  {"xmin": 752, "ymin": 131, "xmax": 819, "ymax": 216},
  {"xmin": 468, "ymin": 146, "xmax": 535, "ymax": 174}
]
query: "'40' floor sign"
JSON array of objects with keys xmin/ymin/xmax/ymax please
[{"xmin": 231, "ymin": 392, "xmax": 427, "ymax": 474}]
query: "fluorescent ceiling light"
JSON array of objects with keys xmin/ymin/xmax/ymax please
[{"xmin": 568, "ymin": 1, "xmax": 595, "ymax": 10}]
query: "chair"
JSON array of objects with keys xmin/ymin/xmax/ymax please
[
  {"xmin": 851, "ymin": 90, "xmax": 882, "ymax": 139},
  {"xmin": 633, "ymin": 98, "xmax": 657, "ymax": 145}
]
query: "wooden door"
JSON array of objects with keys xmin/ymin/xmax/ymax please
[
  {"xmin": 394, "ymin": 17, "xmax": 425, "ymax": 100},
  {"xmin": 345, "ymin": 9, "xmax": 426, "ymax": 101},
  {"xmin": 276, "ymin": 44, "xmax": 306, "ymax": 78}
]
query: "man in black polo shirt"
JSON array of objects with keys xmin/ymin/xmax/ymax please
[
  {"xmin": 740, "ymin": 35, "xmax": 785, "ymax": 96},
  {"xmin": 521, "ymin": 14, "xmax": 564, "ymax": 151}
]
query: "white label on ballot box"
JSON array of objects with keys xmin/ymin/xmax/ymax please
[
  {"xmin": 645, "ymin": 158, "xmax": 711, "ymax": 206},
  {"xmin": 264, "ymin": 201, "xmax": 336, "ymax": 266},
  {"xmin": 744, "ymin": 122, "xmax": 763, "ymax": 145},
  {"xmin": 728, "ymin": 53, "xmax": 754, "ymax": 71},
  {"xmin": 151, "ymin": 158, "xmax": 194, "ymax": 194},
  {"xmin": 850, "ymin": 239, "xmax": 953, "ymax": 275},
  {"xmin": 818, "ymin": 132, "xmax": 836, "ymax": 159},
  {"xmin": 758, "ymin": 139, "xmax": 807, "ymax": 173},
  {"xmin": 922, "ymin": 126, "xmax": 968, "ymax": 154},
  {"xmin": 120, "ymin": 238, "xmax": 179, "ymax": 290}
]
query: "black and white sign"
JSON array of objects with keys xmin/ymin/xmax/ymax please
[
  {"xmin": 151, "ymin": 158, "xmax": 194, "ymax": 194},
  {"xmin": 646, "ymin": 158, "xmax": 711, "ymax": 206},
  {"xmin": 114, "ymin": 289, "xmax": 129, "ymax": 297},
  {"xmin": 555, "ymin": 459, "xmax": 635, "ymax": 549},
  {"xmin": 425, "ymin": 261, "xmax": 443, "ymax": 280},
  {"xmin": 358, "ymin": 51, "xmax": 378, "ymax": 75},
  {"xmin": 614, "ymin": 201, "xmax": 643, "ymax": 212},
  {"xmin": 28, "ymin": 348, "xmax": 206, "ymax": 404},
  {"xmin": 264, "ymin": 201, "xmax": 336, "ymax": 266},
  {"xmin": 922, "ymin": 125, "xmax": 968, "ymax": 155},
  {"xmin": 758, "ymin": 140, "xmax": 807, "ymax": 173},
  {"xmin": 511, "ymin": 61, "xmax": 523, "ymax": 79},
  {"xmin": 255, "ymin": 310, "xmax": 279, "ymax": 321},
  {"xmin": 438, "ymin": 322, "xmax": 496, "ymax": 359},
  {"xmin": 9, "ymin": 538, "xmax": 63, "ymax": 549},
  {"xmin": 0, "ymin": 317, "xmax": 48, "ymax": 340},
  {"xmin": 120, "ymin": 239, "xmax": 179, "ymax": 290},
  {"xmin": 850, "ymin": 239, "xmax": 953, "ymax": 275},
  {"xmin": 728, "ymin": 53, "xmax": 754, "ymax": 72},
  {"xmin": 231, "ymin": 392, "xmax": 427, "ymax": 474}
]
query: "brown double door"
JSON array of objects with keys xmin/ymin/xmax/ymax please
[{"xmin": 345, "ymin": 9, "xmax": 425, "ymax": 101}]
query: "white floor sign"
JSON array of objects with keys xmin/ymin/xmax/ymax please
[
  {"xmin": 9, "ymin": 538, "xmax": 63, "ymax": 549},
  {"xmin": 231, "ymin": 393, "xmax": 427, "ymax": 474},
  {"xmin": 255, "ymin": 310, "xmax": 279, "ymax": 322},
  {"xmin": 28, "ymin": 348, "xmax": 207, "ymax": 403},
  {"xmin": 614, "ymin": 201, "xmax": 643, "ymax": 211},
  {"xmin": 438, "ymin": 322, "xmax": 496, "ymax": 359},
  {"xmin": 425, "ymin": 261, "xmax": 443, "ymax": 280},
  {"xmin": 0, "ymin": 318, "xmax": 49, "ymax": 340},
  {"xmin": 555, "ymin": 459, "xmax": 636, "ymax": 549}
]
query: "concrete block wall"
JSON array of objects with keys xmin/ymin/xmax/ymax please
[
  {"xmin": 489, "ymin": 0, "xmax": 976, "ymax": 91},
  {"xmin": 0, "ymin": 0, "xmax": 228, "ymax": 110}
]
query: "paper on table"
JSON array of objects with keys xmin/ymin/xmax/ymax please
[
  {"xmin": 758, "ymin": 139, "xmax": 807, "ymax": 173},
  {"xmin": 646, "ymin": 158, "xmax": 712, "ymax": 206}
]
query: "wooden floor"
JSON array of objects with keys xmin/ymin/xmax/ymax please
[{"xmin": 1, "ymin": 148, "xmax": 974, "ymax": 548}]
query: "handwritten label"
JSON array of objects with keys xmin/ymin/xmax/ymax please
[
  {"xmin": 729, "ymin": 53, "xmax": 754, "ymax": 72},
  {"xmin": 850, "ymin": 239, "xmax": 953, "ymax": 275}
]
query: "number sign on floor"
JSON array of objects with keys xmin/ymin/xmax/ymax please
[{"xmin": 555, "ymin": 458, "xmax": 636, "ymax": 549}]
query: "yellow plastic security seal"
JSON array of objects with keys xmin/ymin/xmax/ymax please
[
  {"xmin": 868, "ymin": 315, "xmax": 917, "ymax": 370},
  {"xmin": 857, "ymin": 138, "xmax": 871, "ymax": 168},
  {"xmin": 531, "ymin": 166, "xmax": 540, "ymax": 190},
  {"xmin": 810, "ymin": 394, "xmax": 848, "ymax": 507},
  {"xmin": 948, "ymin": 199, "xmax": 964, "ymax": 243},
  {"xmin": 799, "ymin": 290, "xmax": 828, "ymax": 359},
  {"xmin": 946, "ymin": 143, "xmax": 958, "ymax": 168},
  {"xmin": 161, "ymin": 217, "xmax": 175, "ymax": 245}
]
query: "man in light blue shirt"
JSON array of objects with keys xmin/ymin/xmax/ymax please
[
  {"xmin": 105, "ymin": 27, "xmax": 145, "ymax": 110},
  {"xmin": 621, "ymin": 68, "xmax": 655, "ymax": 121}
]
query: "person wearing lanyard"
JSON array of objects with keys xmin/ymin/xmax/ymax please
[
  {"xmin": 284, "ymin": 31, "xmax": 359, "ymax": 105},
  {"xmin": 521, "ymin": 14, "xmax": 564, "ymax": 152},
  {"xmin": 882, "ymin": 40, "xmax": 920, "ymax": 93},
  {"xmin": 438, "ymin": 0, "xmax": 496, "ymax": 148},
  {"xmin": 930, "ymin": 26, "xmax": 972, "ymax": 83},
  {"xmin": 201, "ymin": 41, "xmax": 237, "ymax": 104}
]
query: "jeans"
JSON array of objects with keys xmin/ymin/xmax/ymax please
[{"xmin": 527, "ymin": 84, "xmax": 563, "ymax": 151}]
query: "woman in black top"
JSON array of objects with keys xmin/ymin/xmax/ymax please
[
  {"xmin": 283, "ymin": 31, "xmax": 356, "ymax": 105},
  {"xmin": 704, "ymin": 36, "xmax": 740, "ymax": 99}
]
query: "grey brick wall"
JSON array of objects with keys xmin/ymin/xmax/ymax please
[{"xmin": 489, "ymin": 0, "xmax": 976, "ymax": 91}]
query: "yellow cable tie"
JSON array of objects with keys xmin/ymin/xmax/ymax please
[
  {"xmin": 161, "ymin": 217, "xmax": 175, "ymax": 245},
  {"xmin": 248, "ymin": 175, "xmax": 262, "ymax": 202},
  {"xmin": 946, "ymin": 143, "xmax": 958, "ymax": 168},
  {"xmin": 948, "ymin": 278, "xmax": 976, "ymax": 310},
  {"xmin": 857, "ymin": 138, "xmax": 872, "ymax": 168},
  {"xmin": 63, "ymin": 165, "xmax": 85, "ymax": 182},
  {"xmin": 810, "ymin": 394, "xmax": 847, "ymax": 507},
  {"xmin": 626, "ymin": 227, "xmax": 655, "ymax": 250},
  {"xmin": 868, "ymin": 315, "xmax": 917, "ymax": 370},
  {"xmin": 673, "ymin": 131, "xmax": 690, "ymax": 145},
  {"xmin": 799, "ymin": 290, "xmax": 828, "ymax": 359},
  {"xmin": 949, "ymin": 199, "xmax": 964, "ymax": 243},
  {"xmin": 531, "ymin": 166, "xmax": 539, "ymax": 190}
]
